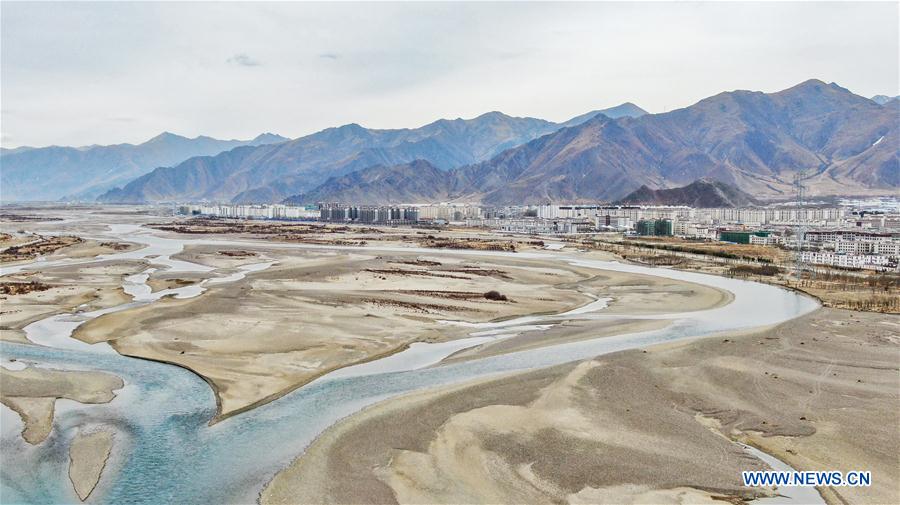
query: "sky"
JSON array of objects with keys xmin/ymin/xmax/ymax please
[{"xmin": 2, "ymin": 1, "xmax": 898, "ymax": 148}]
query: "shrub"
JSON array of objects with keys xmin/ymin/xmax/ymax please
[
  {"xmin": 728, "ymin": 264, "xmax": 783, "ymax": 277},
  {"xmin": 483, "ymin": 290, "xmax": 508, "ymax": 301}
]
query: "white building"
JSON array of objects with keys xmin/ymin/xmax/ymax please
[
  {"xmin": 417, "ymin": 204, "xmax": 482, "ymax": 221},
  {"xmin": 806, "ymin": 230, "xmax": 897, "ymax": 244},
  {"xmin": 799, "ymin": 251, "xmax": 896, "ymax": 271},
  {"xmin": 178, "ymin": 204, "xmax": 318, "ymax": 220},
  {"xmin": 749, "ymin": 234, "xmax": 781, "ymax": 246}
]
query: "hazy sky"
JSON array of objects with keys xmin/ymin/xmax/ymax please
[{"xmin": 2, "ymin": 1, "xmax": 898, "ymax": 148}]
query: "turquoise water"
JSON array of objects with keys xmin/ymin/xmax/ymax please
[{"xmin": 0, "ymin": 226, "xmax": 820, "ymax": 504}]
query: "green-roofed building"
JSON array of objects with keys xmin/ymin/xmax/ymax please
[{"xmin": 718, "ymin": 230, "xmax": 771, "ymax": 244}]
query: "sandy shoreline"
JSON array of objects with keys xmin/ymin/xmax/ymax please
[{"xmin": 263, "ymin": 308, "xmax": 899, "ymax": 505}]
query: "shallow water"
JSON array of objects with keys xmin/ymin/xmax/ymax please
[
  {"xmin": 741, "ymin": 444, "xmax": 827, "ymax": 504},
  {"xmin": 0, "ymin": 224, "xmax": 820, "ymax": 504}
]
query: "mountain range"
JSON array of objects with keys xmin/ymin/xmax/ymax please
[
  {"xmin": 559, "ymin": 102, "xmax": 649, "ymax": 127},
  {"xmin": 95, "ymin": 104, "xmax": 648, "ymax": 204},
  {"xmin": 286, "ymin": 79, "xmax": 898, "ymax": 205},
  {"xmin": 1, "ymin": 132, "xmax": 288, "ymax": 201},
  {"xmin": 871, "ymin": 95, "xmax": 899, "ymax": 105},
  {"xmin": 4, "ymin": 80, "xmax": 897, "ymax": 205},
  {"xmin": 614, "ymin": 179, "xmax": 759, "ymax": 208}
]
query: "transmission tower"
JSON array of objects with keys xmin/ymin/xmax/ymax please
[{"xmin": 793, "ymin": 171, "xmax": 808, "ymax": 280}]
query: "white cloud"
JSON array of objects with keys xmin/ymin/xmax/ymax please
[{"xmin": 1, "ymin": 2, "xmax": 898, "ymax": 147}]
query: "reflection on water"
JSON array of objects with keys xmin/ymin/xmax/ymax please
[{"xmin": 0, "ymin": 224, "xmax": 819, "ymax": 504}]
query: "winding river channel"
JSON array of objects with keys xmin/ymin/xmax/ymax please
[{"xmin": 0, "ymin": 223, "xmax": 820, "ymax": 504}]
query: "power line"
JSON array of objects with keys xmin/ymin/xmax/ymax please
[{"xmin": 793, "ymin": 170, "xmax": 808, "ymax": 280}]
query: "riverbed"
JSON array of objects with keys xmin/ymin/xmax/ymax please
[{"xmin": 0, "ymin": 222, "xmax": 820, "ymax": 504}]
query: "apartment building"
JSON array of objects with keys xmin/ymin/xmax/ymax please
[
  {"xmin": 417, "ymin": 204, "xmax": 482, "ymax": 221},
  {"xmin": 178, "ymin": 204, "xmax": 318, "ymax": 220},
  {"xmin": 799, "ymin": 251, "xmax": 896, "ymax": 271},
  {"xmin": 319, "ymin": 204, "xmax": 419, "ymax": 224},
  {"xmin": 832, "ymin": 240, "xmax": 900, "ymax": 256},
  {"xmin": 805, "ymin": 230, "xmax": 898, "ymax": 244},
  {"xmin": 537, "ymin": 204, "xmax": 612, "ymax": 219}
]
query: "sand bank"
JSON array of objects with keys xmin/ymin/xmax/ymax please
[
  {"xmin": 0, "ymin": 260, "xmax": 144, "ymax": 343},
  {"xmin": 263, "ymin": 308, "xmax": 899, "ymax": 505},
  {"xmin": 68, "ymin": 429, "xmax": 114, "ymax": 501},
  {"xmin": 0, "ymin": 366, "xmax": 123, "ymax": 444},
  {"xmin": 73, "ymin": 246, "xmax": 596, "ymax": 420},
  {"xmin": 72, "ymin": 244, "xmax": 728, "ymax": 421}
]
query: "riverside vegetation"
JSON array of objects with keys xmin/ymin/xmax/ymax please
[{"xmin": 572, "ymin": 235, "xmax": 900, "ymax": 313}]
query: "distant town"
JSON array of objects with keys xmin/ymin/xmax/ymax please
[{"xmin": 178, "ymin": 198, "xmax": 900, "ymax": 272}]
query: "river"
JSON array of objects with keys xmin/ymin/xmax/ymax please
[{"xmin": 0, "ymin": 223, "xmax": 821, "ymax": 504}]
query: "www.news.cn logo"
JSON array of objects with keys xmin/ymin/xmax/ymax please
[{"xmin": 743, "ymin": 470, "xmax": 871, "ymax": 487}]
